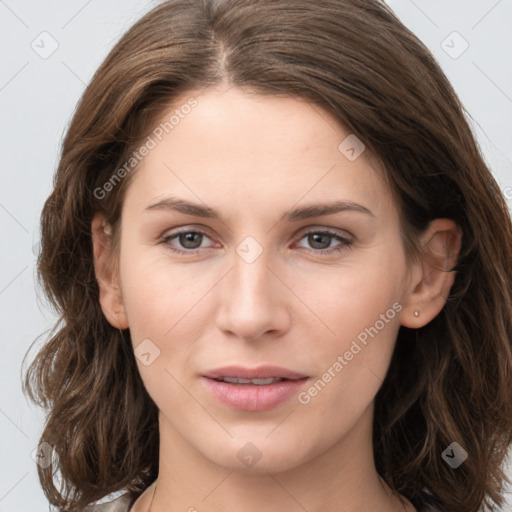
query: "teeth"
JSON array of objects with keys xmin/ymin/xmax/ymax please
[{"xmin": 217, "ymin": 377, "xmax": 283, "ymax": 385}]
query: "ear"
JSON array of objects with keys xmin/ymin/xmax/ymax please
[
  {"xmin": 400, "ymin": 218, "xmax": 462, "ymax": 328},
  {"xmin": 91, "ymin": 212, "xmax": 129, "ymax": 329}
]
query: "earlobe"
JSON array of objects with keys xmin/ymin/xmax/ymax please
[
  {"xmin": 91, "ymin": 213, "xmax": 129, "ymax": 330},
  {"xmin": 400, "ymin": 218, "xmax": 462, "ymax": 329}
]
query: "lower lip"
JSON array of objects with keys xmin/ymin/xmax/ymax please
[{"xmin": 202, "ymin": 377, "xmax": 309, "ymax": 411}]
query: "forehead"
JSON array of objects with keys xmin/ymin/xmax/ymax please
[{"xmin": 123, "ymin": 86, "xmax": 395, "ymax": 220}]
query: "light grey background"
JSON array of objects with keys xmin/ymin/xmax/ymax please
[{"xmin": 1, "ymin": 1, "xmax": 511, "ymax": 510}]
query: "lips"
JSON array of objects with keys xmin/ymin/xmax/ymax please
[
  {"xmin": 217, "ymin": 376, "xmax": 284, "ymax": 385},
  {"xmin": 202, "ymin": 365, "xmax": 308, "ymax": 381},
  {"xmin": 201, "ymin": 365, "xmax": 309, "ymax": 411}
]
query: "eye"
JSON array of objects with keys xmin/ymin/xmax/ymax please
[
  {"xmin": 294, "ymin": 229, "xmax": 353, "ymax": 254},
  {"xmin": 161, "ymin": 227, "xmax": 352, "ymax": 256},
  {"xmin": 161, "ymin": 229, "xmax": 215, "ymax": 254}
]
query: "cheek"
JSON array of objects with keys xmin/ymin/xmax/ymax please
[
  {"xmin": 119, "ymin": 243, "xmax": 196, "ymax": 335},
  {"xmin": 293, "ymin": 292, "xmax": 401, "ymax": 448},
  {"xmin": 119, "ymin": 251, "xmax": 200, "ymax": 406},
  {"xmin": 297, "ymin": 251, "xmax": 405, "ymax": 399},
  {"xmin": 307, "ymin": 247, "xmax": 404, "ymax": 336}
]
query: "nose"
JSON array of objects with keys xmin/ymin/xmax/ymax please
[{"xmin": 215, "ymin": 242, "xmax": 291, "ymax": 342}]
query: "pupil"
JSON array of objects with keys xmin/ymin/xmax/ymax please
[
  {"xmin": 310, "ymin": 233, "xmax": 329, "ymax": 249},
  {"xmin": 181, "ymin": 232, "xmax": 201, "ymax": 248}
]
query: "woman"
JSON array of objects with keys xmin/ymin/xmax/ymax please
[{"xmin": 23, "ymin": 0, "xmax": 512, "ymax": 511}]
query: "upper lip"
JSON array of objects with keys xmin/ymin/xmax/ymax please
[{"xmin": 202, "ymin": 365, "xmax": 308, "ymax": 380}]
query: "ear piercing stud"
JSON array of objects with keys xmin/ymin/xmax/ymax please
[{"xmin": 414, "ymin": 310, "xmax": 420, "ymax": 317}]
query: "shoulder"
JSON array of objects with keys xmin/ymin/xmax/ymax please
[{"xmin": 82, "ymin": 492, "xmax": 132, "ymax": 512}]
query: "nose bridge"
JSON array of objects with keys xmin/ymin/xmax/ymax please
[
  {"xmin": 215, "ymin": 233, "xmax": 289, "ymax": 339},
  {"xmin": 231, "ymin": 234, "xmax": 273, "ymax": 304}
]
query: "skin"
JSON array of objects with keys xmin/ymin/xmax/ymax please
[{"xmin": 92, "ymin": 85, "xmax": 461, "ymax": 512}]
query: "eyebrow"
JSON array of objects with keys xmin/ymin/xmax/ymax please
[{"xmin": 144, "ymin": 196, "xmax": 375, "ymax": 221}]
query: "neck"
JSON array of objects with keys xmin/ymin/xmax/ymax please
[{"xmin": 140, "ymin": 405, "xmax": 415, "ymax": 512}]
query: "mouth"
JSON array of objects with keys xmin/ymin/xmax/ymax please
[
  {"xmin": 211, "ymin": 376, "xmax": 287, "ymax": 385},
  {"xmin": 201, "ymin": 365, "xmax": 309, "ymax": 411}
]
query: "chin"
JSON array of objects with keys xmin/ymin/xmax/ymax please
[{"xmin": 197, "ymin": 434, "xmax": 317, "ymax": 474}]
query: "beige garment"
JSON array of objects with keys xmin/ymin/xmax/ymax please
[{"xmin": 82, "ymin": 492, "xmax": 132, "ymax": 512}]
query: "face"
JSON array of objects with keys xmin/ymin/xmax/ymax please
[{"xmin": 114, "ymin": 85, "xmax": 412, "ymax": 473}]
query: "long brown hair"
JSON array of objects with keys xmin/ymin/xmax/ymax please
[{"xmin": 22, "ymin": 1, "xmax": 512, "ymax": 511}]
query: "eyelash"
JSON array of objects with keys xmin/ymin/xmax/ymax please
[{"xmin": 160, "ymin": 228, "xmax": 353, "ymax": 256}]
